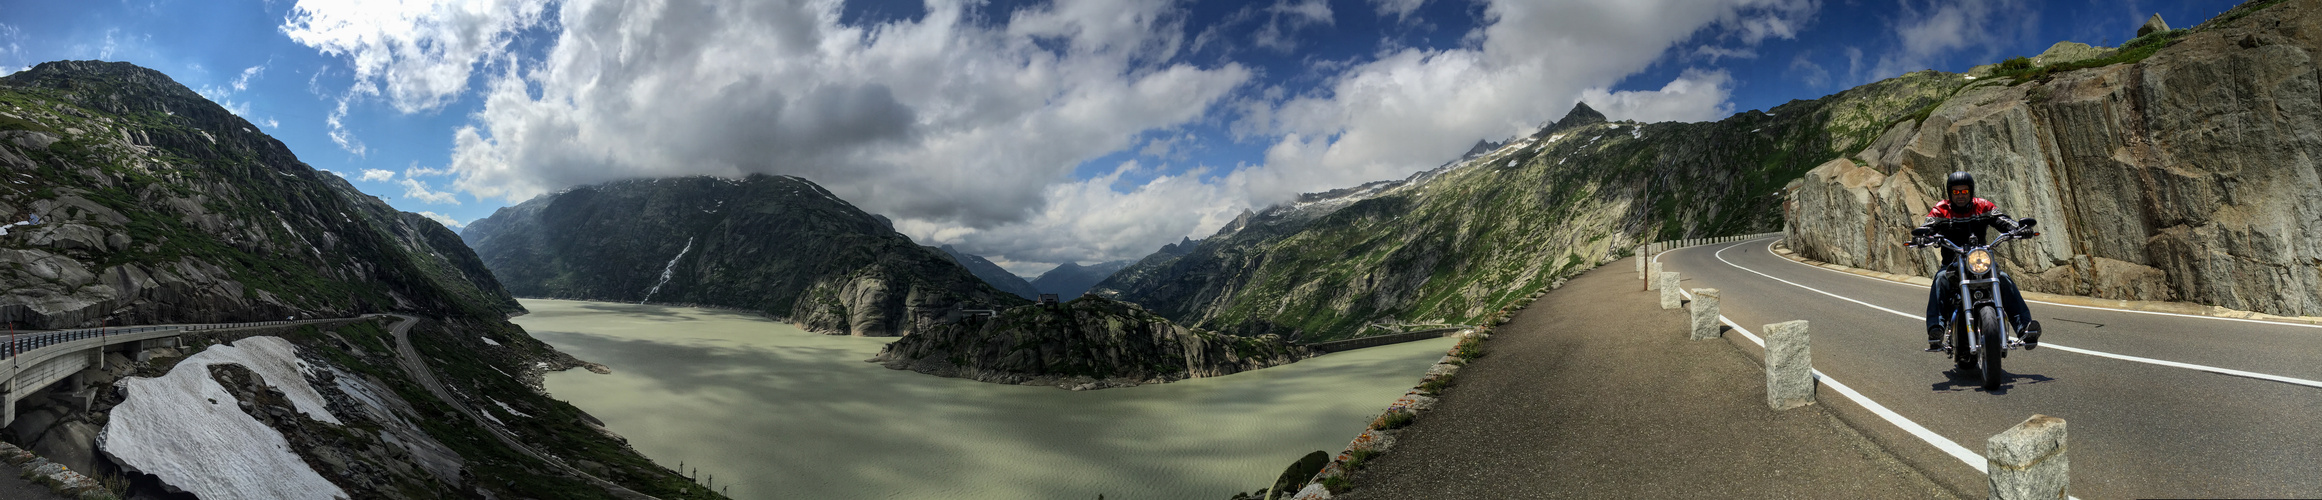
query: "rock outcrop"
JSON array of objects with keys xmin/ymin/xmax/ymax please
[
  {"xmin": 1785, "ymin": 1, "xmax": 2322, "ymax": 317},
  {"xmin": 867, "ymin": 295, "xmax": 1309, "ymax": 389},
  {"xmin": 461, "ymin": 175, "xmax": 1027, "ymax": 336}
]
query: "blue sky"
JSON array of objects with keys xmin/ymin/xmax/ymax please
[{"xmin": 0, "ymin": 0, "xmax": 2239, "ymax": 275}]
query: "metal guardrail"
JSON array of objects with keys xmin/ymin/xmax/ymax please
[{"xmin": 1, "ymin": 320, "xmax": 294, "ymax": 359}]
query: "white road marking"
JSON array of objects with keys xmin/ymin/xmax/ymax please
[
  {"xmin": 1754, "ymin": 238, "xmax": 2322, "ymax": 330},
  {"xmin": 1690, "ymin": 240, "xmax": 2322, "ymax": 389},
  {"xmin": 1650, "ymin": 243, "xmax": 1995, "ymax": 475}
]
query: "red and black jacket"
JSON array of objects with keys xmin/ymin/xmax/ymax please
[{"xmin": 1920, "ymin": 198, "xmax": 2018, "ymax": 265}]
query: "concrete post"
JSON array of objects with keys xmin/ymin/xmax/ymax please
[
  {"xmin": 1987, "ymin": 415, "xmax": 2068, "ymax": 500},
  {"xmin": 1764, "ymin": 320, "xmax": 1814, "ymax": 410},
  {"xmin": 1658, "ymin": 273, "xmax": 1681, "ymax": 309},
  {"xmin": 2, "ymin": 377, "xmax": 13, "ymax": 427},
  {"xmin": 1636, "ymin": 245, "xmax": 1646, "ymax": 279},
  {"xmin": 1689, "ymin": 288, "xmax": 1720, "ymax": 340},
  {"xmin": 1647, "ymin": 261, "xmax": 1663, "ymax": 291}
]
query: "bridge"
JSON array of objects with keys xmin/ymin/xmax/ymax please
[{"xmin": 0, "ymin": 317, "xmax": 371, "ymax": 426}]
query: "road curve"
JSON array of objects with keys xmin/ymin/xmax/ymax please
[{"xmin": 1659, "ymin": 237, "xmax": 2322, "ymax": 499}]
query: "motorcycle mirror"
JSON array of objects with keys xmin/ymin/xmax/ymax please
[{"xmin": 2019, "ymin": 218, "xmax": 2038, "ymax": 228}]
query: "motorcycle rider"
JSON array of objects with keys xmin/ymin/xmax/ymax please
[{"xmin": 1914, "ymin": 172, "xmax": 2042, "ymax": 351}]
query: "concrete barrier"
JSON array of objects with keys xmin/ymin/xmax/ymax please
[
  {"xmin": 1987, "ymin": 415, "xmax": 2068, "ymax": 500},
  {"xmin": 1636, "ymin": 245, "xmax": 1646, "ymax": 279},
  {"xmin": 1658, "ymin": 273, "xmax": 1681, "ymax": 309},
  {"xmin": 1764, "ymin": 320, "xmax": 1813, "ymax": 410},
  {"xmin": 1689, "ymin": 288, "xmax": 1720, "ymax": 340},
  {"xmin": 1647, "ymin": 261, "xmax": 1663, "ymax": 291}
]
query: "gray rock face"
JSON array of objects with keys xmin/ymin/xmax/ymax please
[
  {"xmin": 1785, "ymin": 2, "xmax": 2322, "ymax": 317},
  {"xmin": 2140, "ymin": 13, "xmax": 2170, "ymax": 37},
  {"xmin": 866, "ymin": 295, "xmax": 1309, "ymax": 389}
]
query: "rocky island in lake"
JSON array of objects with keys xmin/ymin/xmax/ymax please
[{"xmin": 869, "ymin": 295, "xmax": 1310, "ymax": 390}]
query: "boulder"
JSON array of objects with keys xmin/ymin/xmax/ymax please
[
  {"xmin": 31, "ymin": 418, "xmax": 101, "ymax": 475},
  {"xmin": 2139, "ymin": 13, "xmax": 2169, "ymax": 38}
]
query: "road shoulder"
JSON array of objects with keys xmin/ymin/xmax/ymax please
[{"xmin": 1334, "ymin": 257, "xmax": 1960, "ymax": 499}]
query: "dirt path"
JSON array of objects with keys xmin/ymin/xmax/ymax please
[{"xmin": 1336, "ymin": 258, "xmax": 1960, "ymax": 499}]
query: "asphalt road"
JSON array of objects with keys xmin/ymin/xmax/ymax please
[{"xmin": 1660, "ymin": 236, "xmax": 2322, "ymax": 499}]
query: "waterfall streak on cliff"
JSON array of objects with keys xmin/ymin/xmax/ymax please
[{"xmin": 640, "ymin": 237, "xmax": 693, "ymax": 304}]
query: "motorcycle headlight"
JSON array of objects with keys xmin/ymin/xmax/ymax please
[{"xmin": 1966, "ymin": 249, "xmax": 1993, "ymax": 275}]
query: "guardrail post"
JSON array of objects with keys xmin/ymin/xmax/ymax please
[
  {"xmin": 1658, "ymin": 272, "xmax": 1681, "ymax": 309},
  {"xmin": 1689, "ymin": 288, "xmax": 1720, "ymax": 340},
  {"xmin": 1987, "ymin": 415, "xmax": 2068, "ymax": 500},
  {"xmin": 1647, "ymin": 261, "xmax": 1663, "ymax": 291},
  {"xmin": 1636, "ymin": 245, "xmax": 1646, "ymax": 279},
  {"xmin": 1764, "ymin": 320, "xmax": 1813, "ymax": 410}
]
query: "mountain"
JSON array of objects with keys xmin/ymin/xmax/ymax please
[
  {"xmin": 1031, "ymin": 259, "xmax": 1131, "ymax": 298},
  {"xmin": 0, "ymin": 60, "xmax": 717, "ymax": 499},
  {"xmin": 0, "ymin": 61, "xmax": 520, "ymax": 327},
  {"xmin": 1785, "ymin": 0, "xmax": 2322, "ymax": 317},
  {"xmin": 866, "ymin": 295, "xmax": 1307, "ymax": 390},
  {"xmin": 460, "ymin": 174, "xmax": 1029, "ymax": 336},
  {"xmin": 1093, "ymin": 73, "xmax": 1967, "ymax": 342},
  {"xmin": 939, "ymin": 245, "xmax": 1041, "ymax": 300}
]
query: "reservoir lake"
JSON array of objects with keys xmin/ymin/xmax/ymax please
[{"xmin": 519, "ymin": 299, "xmax": 1455, "ymax": 500}]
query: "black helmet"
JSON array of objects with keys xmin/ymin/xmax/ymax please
[{"xmin": 1944, "ymin": 171, "xmax": 1975, "ymax": 200}]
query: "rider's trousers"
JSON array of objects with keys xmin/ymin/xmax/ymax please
[{"xmin": 1925, "ymin": 267, "xmax": 2032, "ymax": 333}]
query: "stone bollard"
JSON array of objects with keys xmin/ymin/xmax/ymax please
[
  {"xmin": 1987, "ymin": 415, "xmax": 2068, "ymax": 500},
  {"xmin": 1636, "ymin": 245, "xmax": 1646, "ymax": 278},
  {"xmin": 1647, "ymin": 261, "xmax": 1663, "ymax": 290},
  {"xmin": 1689, "ymin": 288, "xmax": 1720, "ymax": 340},
  {"xmin": 1658, "ymin": 272, "xmax": 1681, "ymax": 309},
  {"xmin": 1764, "ymin": 320, "xmax": 1814, "ymax": 410}
]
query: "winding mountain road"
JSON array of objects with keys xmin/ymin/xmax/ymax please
[{"xmin": 1659, "ymin": 237, "xmax": 2322, "ymax": 499}]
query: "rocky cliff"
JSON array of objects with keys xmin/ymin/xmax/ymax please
[
  {"xmin": 940, "ymin": 245, "xmax": 1041, "ymax": 300},
  {"xmin": 867, "ymin": 295, "xmax": 1308, "ymax": 389},
  {"xmin": 0, "ymin": 60, "xmax": 519, "ymax": 327},
  {"xmin": 1784, "ymin": 0, "xmax": 2322, "ymax": 317},
  {"xmin": 1094, "ymin": 73, "xmax": 1966, "ymax": 342},
  {"xmin": 461, "ymin": 175, "xmax": 1028, "ymax": 336}
]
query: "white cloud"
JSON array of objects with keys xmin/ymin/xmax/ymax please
[
  {"xmin": 1371, "ymin": 0, "xmax": 1428, "ymax": 21},
  {"xmin": 400, "ymin": 178, "xmax": 460, "ymax": 204},
  {"xmin": 231, "ymin": 63, "xmax": 267, "ymax": 91},
  {"xmin": 1866, "ymin": 0, "xmax": 2036, "ymax": 80},
  {"xmin": 281, "ymin": 0, "xmax": 551, "ymax": 113},
  {"xmin": 359, "ymin": 169, "xmax": 395, "ymax": 182},
  {"xmin": 1580, "ymin": 68, "xmax": 1736, "ymax": 123},
  {"xmin": 1694, "ymin": 45, "xmax": 1758, "ymax": 63},
  {"xmin": 416, "ymin": 211, "xmax": 466, "ymax": 228}
]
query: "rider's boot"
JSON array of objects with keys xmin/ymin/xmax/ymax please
[
  {"xmin": 1924, "ymin": 323, "xmax": 1945, "ymax": 352},
  {"xmin": 2015, "ymin": 319, "xmax": 2042, "ymax": 350}
]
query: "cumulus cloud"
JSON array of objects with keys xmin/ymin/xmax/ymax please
[
  {"xmin": 415, "ymin": 211, "xmax": 465, "ymax": 228},
  {"xmin": 281, "ymin": 0, "xmax": 550, "ymax": 113},
  {"xmin": 1866, "ymin": 0, "xmax": 2036, "ymax": 80},
  {"xmin": 1371, "ymin": 0, "xmax": 1428, "ymax": 21},
  {"xmin": 359, "ymin": 169, "xmax": 395, "ymax": 182},
  {"xmin": 1580, "ymin": 68, "xmax": 1736, "ymax": 123},
  {"xmin": 399, "ymin": 178, "xmax": 460, "ymax": 204}
]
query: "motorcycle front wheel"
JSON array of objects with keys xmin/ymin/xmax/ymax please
[{"xmin": 1976, "ymin": 305, "xmax": 2004, "ymax": 390}]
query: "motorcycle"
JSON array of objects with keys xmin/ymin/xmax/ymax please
[{"xmin": 1908, "ymin": 215, "xmax": 2039, "ymax": 391}]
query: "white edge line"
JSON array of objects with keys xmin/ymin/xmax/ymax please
[
  {"xmin": 1701, "ymin": 239, "xmax": 2322, "ymax": 389},
  {"xmin": 1753, "ymin": 237, "xmax": 2322, "ymax": 330}
]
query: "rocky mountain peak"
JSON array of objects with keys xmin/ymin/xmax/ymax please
[{"xmin": 1541, "ymin": 101, "xmax": 1607, "ymax": 135}]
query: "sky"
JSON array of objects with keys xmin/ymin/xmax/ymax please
[{"xmin": 0, "ymin": 0, "xmax": 2240, "ymax": 277}]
